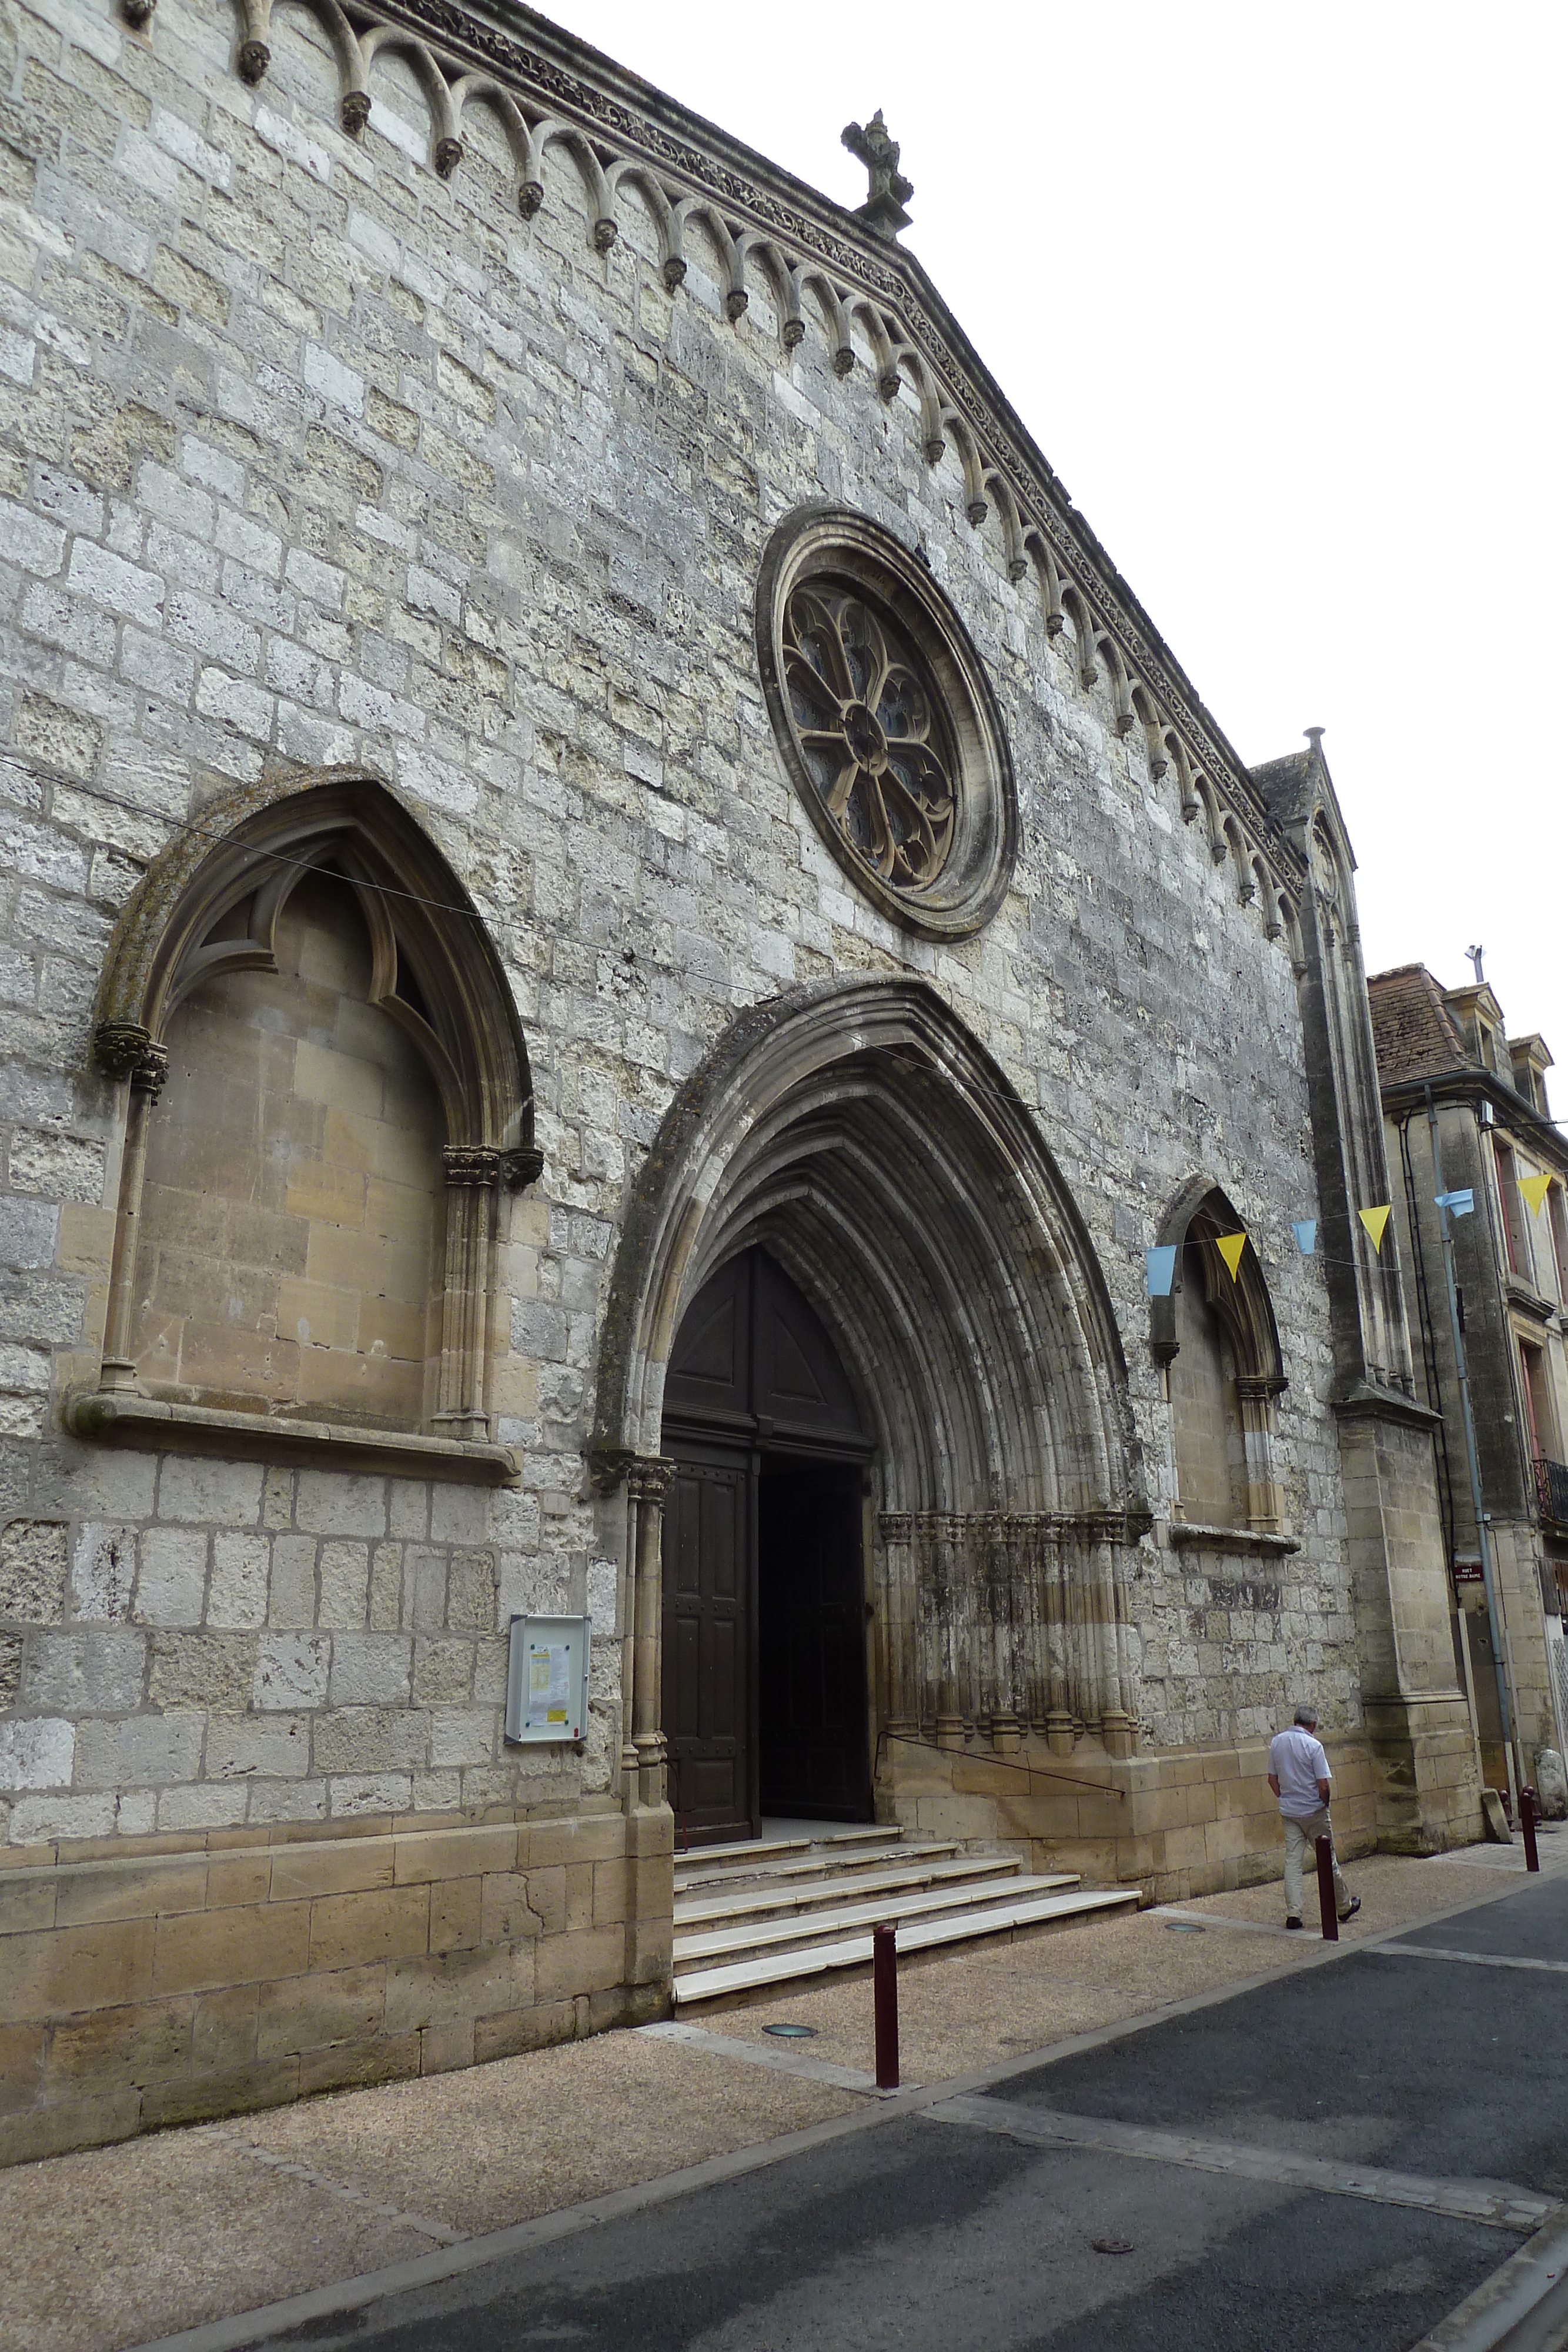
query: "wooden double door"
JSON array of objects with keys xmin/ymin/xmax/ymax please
[{"xmin": 661, "ymin": 1248, "xmax": 873, "ymax": 1845}]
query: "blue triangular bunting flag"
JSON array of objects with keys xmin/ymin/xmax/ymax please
[
  {"xmin": 1292, "ymin": 1220, "xmax": 1318, "ymax": 1255},
  {"xmin": 1436, "ymin": 1189, "xmax": 1475, "ymax": 1218},
  {"xmin": 1146, "ymin": 1245, "xmax": 1178, "ymax": 1297}
]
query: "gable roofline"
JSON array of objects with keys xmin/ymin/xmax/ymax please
[{"xmin": 230, "ymin": 0, "xmax": 1306, "ymax": 900}]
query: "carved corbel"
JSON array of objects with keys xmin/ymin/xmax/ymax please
[
  {"xmin": 94, "ymin": 1020, "xmax": 168, "ymax": 1100},
  {"xmin": 503, "ymin": 1145, "xmax": 544, "ymax": 1190}
]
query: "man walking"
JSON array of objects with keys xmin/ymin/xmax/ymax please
[{"xmin": 1269, "ymin": 1704, "xmax": 1361, "ymax": 1930}]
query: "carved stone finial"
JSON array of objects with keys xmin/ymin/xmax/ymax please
[
  {"xmin": 340, "ymin": 89, "xmax": 371, "ymax": 135},
  {"xmin": 434, "ymin": 135, "xmax": 463, "ymax": 179},
  {"xmin": 841, "ymin": 108, "xmax": 913, "ymax": 239},
  {"xmin": 237, "ymin": 38, "xmax": 270, "ymax": 83},
  {"xmin": 122, "ymin": 0, "xmax": 156, "ymax": 26}
]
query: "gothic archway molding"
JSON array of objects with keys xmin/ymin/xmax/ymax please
[
  {"xmin": 71, "ymin": 766, "xmax": 537, "ymax": 1481},
  {"xmin": 593, "ymin": 977, "xmax": 1151, "ymax": 1796}
]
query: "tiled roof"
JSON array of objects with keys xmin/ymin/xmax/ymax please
[{"xmin": 1368, "ymin": 964, "xmax": 1469, "ymax": 1084}]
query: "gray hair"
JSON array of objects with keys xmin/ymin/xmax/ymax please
[{"xmin": 1293, "ymin": 1704, "xmax": 1319, "ymax": 1728}]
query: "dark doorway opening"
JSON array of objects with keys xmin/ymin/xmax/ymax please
[
  {"xmin": 758, "ymin": 1459, "xmax": 870, "ymax": 1822},
  {"xmin": 661, "ymin": 1247, "xmax": 872, "ymax": 1845}
]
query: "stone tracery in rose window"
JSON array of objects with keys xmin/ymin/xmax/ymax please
[{"xmin": 783, "ymin": 586, "xmax": 958, "ymax": 890}]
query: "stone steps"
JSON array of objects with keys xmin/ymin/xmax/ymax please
[
  {"xmin": 675, "ymin": 1851, "xmax": 1024, "ymax": 1930},
  {"xmin": 673, "ymin": 1829, "xmax": 930, "ymax": 1896},
  {"xmin": 673, "ymin": 1886, "xmax": 1141, "ymax": 2005},
  {"xmin": 669, "ymin": 1822, "xmax": 1138, "ymax": 2007},
  {"xmin": 676, "ymin": 1872, "xmax": 1085, "ymax": 1965}
]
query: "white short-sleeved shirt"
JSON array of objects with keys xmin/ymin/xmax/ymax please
[{"xmin": 1270, "ymin": 1726, "xmax": 1331, "ymax": 1819}]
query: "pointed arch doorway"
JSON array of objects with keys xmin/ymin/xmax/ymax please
[{"xmin": 661, "ymin": 1246, "xmax": 873, "ymax": 1846}]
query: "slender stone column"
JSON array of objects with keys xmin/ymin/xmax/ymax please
[
  {"xmin": 876, "ymin": 1512, "xmax": 917, "ymax": 1738},
  {"xmin": 433, "ymin": 1147, "xmax": 500, "ymax": 1439},
  {"xmin": 1237, "ymin": 1375, "xmax": 1288, "ymax": 1532},
  {"xmin": 94, "ymin": 1023, "xmax": 168, "ymax": 1392},
  {"xmin": 627, "ymin": 1456, "xmax": 674, "ymax": 1809}
]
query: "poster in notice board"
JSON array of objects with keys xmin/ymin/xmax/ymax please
[{"xmin": 504, "ymin": 1614, "xmax": 591, "ymax": 1745}]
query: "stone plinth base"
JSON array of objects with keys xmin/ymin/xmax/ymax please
[
  {"xmin": 0, "ymin": 1798, "xmax": 674, "ymax": 2167},
  {"xmin": 1362, "ymin": 1691, "xmax": 1485, "ymax": 1853},
  {"xmin": 877, "ymin": 1722, "xmax": 1480, "ymax": 1902}
]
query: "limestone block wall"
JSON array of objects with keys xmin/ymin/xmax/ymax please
[
  {"xmin": 0, "ymin": 0, "xmax": 1368, "ymax": 1802},
  {"xmin": 0, "ymin": 1799, "xmax": 671, "ymax": 2165},
  {"xmin": 880, "ymin": 1732, "xmax": 1382, "ymax": 1905},
  {"xmin": 0, "ymin": 0, "xmax": 1470, "ymax": 2164},
  {"xmin": 0, "ymin": 1455, "xmax": 623, "ymax": 1846}
]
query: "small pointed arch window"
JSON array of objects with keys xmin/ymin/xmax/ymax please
[
  {"xmin": 1151, "ymin": 1182, "xmax": 1289, "ymax": 1538},
  {"xmin": 72, "ymin": 772, "xmax": 538, "ymax": 1478}
]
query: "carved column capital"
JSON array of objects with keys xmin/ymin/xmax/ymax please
[
  {"xmin": 626, "ymin": 1455, "xmax": 675, "ymax": 1505},
  {"xmin": 443, "ymin": 1145, "xmax": 501, "ymax": 1188},
  {"xmin": 94, "ymin": 1021, "xmax": 169, "ymax": 1099}
]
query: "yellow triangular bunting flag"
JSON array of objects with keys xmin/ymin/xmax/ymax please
[
  {"xmin": 1359, "ymin": 1204, "xmax": 1392, "ymax": 1252},
  {"xmin": 1522, "ymin": 1172, "xmax": 1553, "ymax": 1215},
  {"xmin": 1215, "ymin": 1231, "xmax": 1248, "ymax": 1281}
]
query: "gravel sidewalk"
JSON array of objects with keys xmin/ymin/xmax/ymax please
[{"xmin": 2, "ymin": 1838, "xmax": 1556, "ymax": 2352}]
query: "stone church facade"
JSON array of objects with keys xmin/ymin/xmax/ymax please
[{"xmin": 0, "ymin": 0, "xmax": 1483, "ymax": 2158}]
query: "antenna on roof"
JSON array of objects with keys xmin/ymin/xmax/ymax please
[{"xmin": 1465, "ymin": 945, "xmax": 1485, "ymax": 985}]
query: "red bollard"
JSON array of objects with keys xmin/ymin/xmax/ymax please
[
  {"xmin": 1315, "ymin": 1835, "xmax": 1339, "ymax": 1941},
  {"xmin": 1522, "ymin": 1786, "xmax": 1541, "ymax": 1874},
  {"xmin": 873, "ymin": 1922, "xmax": 900, "ymax": 2090}
]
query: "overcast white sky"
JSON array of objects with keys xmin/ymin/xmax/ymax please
[{"xmin": 543, "ymin": 1, "xmax": 1566, "ymax": 1102}]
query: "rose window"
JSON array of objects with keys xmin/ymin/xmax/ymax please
[
  {"xmin": 758, "ymin": 509, "xmax": 1017, "ymax": 940},
  {"xmin": 783, "ymin": 588, "xmax": 958, "ymax": 890}
]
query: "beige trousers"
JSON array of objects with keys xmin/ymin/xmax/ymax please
[{"xmin": 1282, "ymin": 1807, "xmax": 1349, "ymax": 1920}]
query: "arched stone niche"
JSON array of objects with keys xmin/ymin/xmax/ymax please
[
  {"xmin": 590, "ymin": 975, "xmax": 1152, "ymax": 1805},
  {"xmin": 1152, "ymin": 1179, "xmax": 1290, "ymax": 1544},
  {"xmin": 70, "ymin": 769, "xmax": 538, "ymax": 1481}
]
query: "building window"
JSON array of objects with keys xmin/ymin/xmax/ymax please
[
  {"xmin": 782, "ymin": 586, "xmax": 958, "ymax": 892},
  {"xmin": 1170, "ymin": 1244, "xmax": 1248, "ymax": 1527},
  {"xmin": 1153, "ymin": 1184, "xmax": 1289, "ymax": 1537},
  {"xmin": 1520, "ymin": 1338, "xmax": 1560, "ymax": 1464},
  {"xmin": 73, "ymin": 773, "xmax": 539, "ymax": 1471},
  {"xmin": 1494, "ymin": 1141, "xmax": 1529, "ymax": 1280},
  {"xmin": 757, "ymin": 506, "xmax": 1017, "ymax": 940},
  {"xmin": 1549, "ymin": 1184, "xmax": 1568, "ymax": 1301}
]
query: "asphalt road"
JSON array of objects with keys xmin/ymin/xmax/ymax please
[{"xmin": 258, "ymin": 1870, "xmax": 1568, "ymax": 2352}]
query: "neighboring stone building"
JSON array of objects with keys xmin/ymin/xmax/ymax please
[
  {"xmin": 1370, "ymin": 960, "xmax": 1568, "ymax": 1799},
  {"xmin": 0, "ymin": 0, "xmax": 1482, "ymax": 2157}
]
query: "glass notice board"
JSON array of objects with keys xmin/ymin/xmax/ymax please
[{"xmin": 504, "ymin": 1614, "xmax": 591, "ymax": 1745}]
